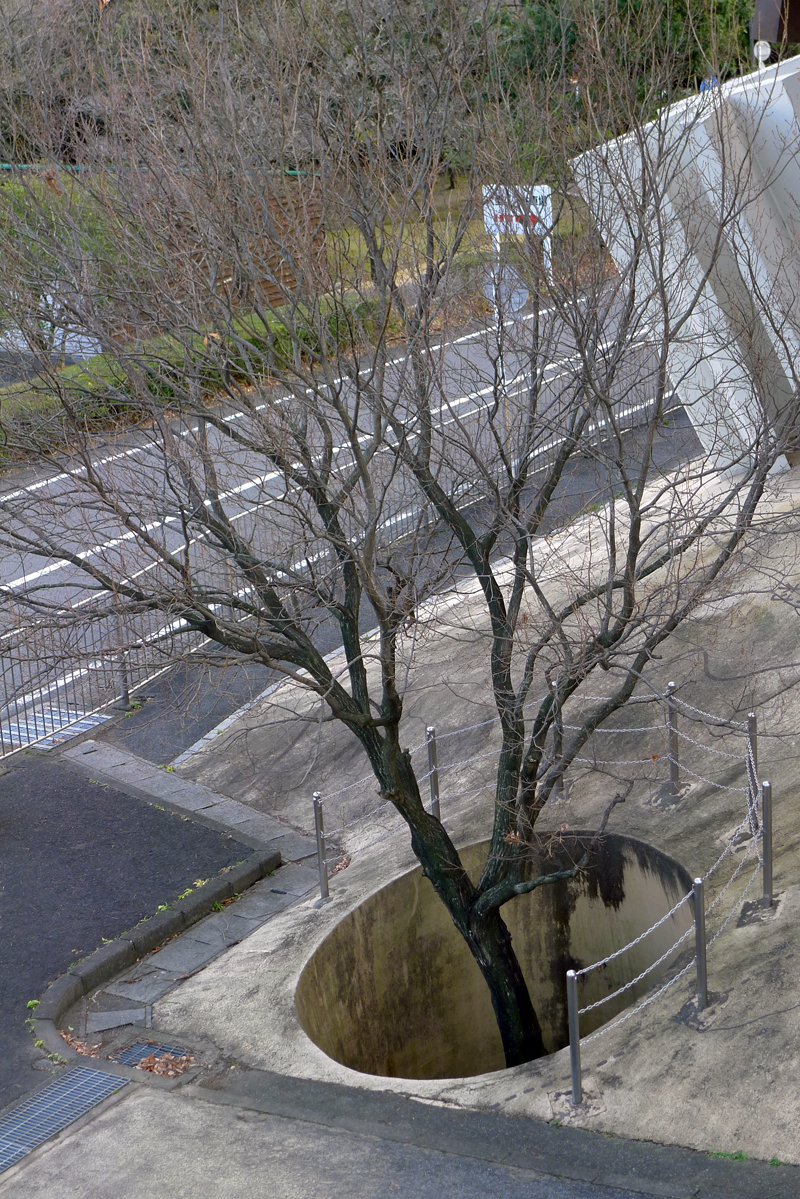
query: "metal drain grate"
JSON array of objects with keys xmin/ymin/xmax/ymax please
[
  {"xmin": 113, "ymin": 1040, "xmax": 187, "ymax": 1067},
  {"xmin": 0, "ymin": 1067, "xmax": 127, "ymax": 1173}
]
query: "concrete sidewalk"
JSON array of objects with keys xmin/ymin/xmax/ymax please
[{"xmin": 2, "ymin": 1060, "xmax": 799, "ymax": 1198}]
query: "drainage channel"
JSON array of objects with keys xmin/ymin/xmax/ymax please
[
  {"xmin": 0, "ymin": 1041, "xmax": 191, "ymax": 1174},
  {"xmin": 0, "ymin": 1067, "xmax": 128, "ymax": 1173}
]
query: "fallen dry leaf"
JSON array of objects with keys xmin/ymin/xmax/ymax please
[
  {"xmin": 59, "ymin": 1030, "xmax": 102, "ymax": 1057},
  {"xmin": 134, "ymin": 1051, "xmax": 195, "ymax": 1078}
]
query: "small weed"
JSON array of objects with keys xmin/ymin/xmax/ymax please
[
  {"xmin": 156, "ymin": 904, "xmax": 173, "ymax": 913},
  {"xmin": 176, "ymin": 879, "xmax": 208, "ymax": 900},
  {"xmin": 770, "ymin": 1158, "xmax": 782, "ymax": 1167},
  {"xmin": 33, "ymin": 1039, "xmax": 45, "ymax": 1049},
  {"xmin": 152, "ymin": 803, "xmax": 164, "ymax": 811},
  {"xmin": 26, "ymin": 999, "xmax": 40, "ymax": 1010},
  {"xmin": 709, "ymin": 1150, "xmax": 747, "ymax": 1161},
  {"xmin": 211, "ymin": 901, "xmax": 225, "ymax": 911},
  {"xmin": 88, "ymin": 778, "xmax": 109, "ymax": 788},
  {"xmin": 164, "ymin": 765, "xmax": 174, "ymax": 772},
  {"xmin": 550, "ymin": 1118, "xmax": 562, "ymax": 1127},
  {"xmin": 101, "ymin": 937, "xmax": 113, "ymax": 945}
]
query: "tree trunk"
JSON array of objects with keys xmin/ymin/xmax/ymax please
[
  {"xmin": 394, "ymin": 751, "xmax": 547, "ymax": 1070},
  {"xmin": 466, "ymin": 905, "xmax": 547, "ymax": 1066}
]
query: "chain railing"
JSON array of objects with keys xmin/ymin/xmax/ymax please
[
  {"xmin": 564, "ymin": 706, "xmax": 772, "ymax": 1105},
  {"xmin": 309, "ymin": 688, "xmax": 774, "ymax": 1108}
]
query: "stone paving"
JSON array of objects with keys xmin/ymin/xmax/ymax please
[{"xmin": 62, "ymin": 861, "xmax": 316, "ymax": 1036}]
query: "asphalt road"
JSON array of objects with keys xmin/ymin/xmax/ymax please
[
  {"xmin": 102, "ymin": 406, "xmax": 703, "ymax": 765},
  {"xmin": 0, "ymin": 753, "xmax": 248, "ymax": 1111},
  {"xmin": 0, "ymin": 298, "xmax": 669, "ymax": 748}
]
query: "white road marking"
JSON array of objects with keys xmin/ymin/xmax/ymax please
[{"xmin": 0, "ymin": 300, "xmax": 595, "ymax": 503}]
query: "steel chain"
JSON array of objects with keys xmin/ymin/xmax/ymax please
[
  {"xmin": 581, "ymin": 959, "xmax": 697, "ymax": 1045},
  {"xmin": 575, "ymin": 891, "xmax": 692, "ymax": 977},
  {"xmin": 578, "ymin": 923, "xmax": 694, "ymax": 1015}
]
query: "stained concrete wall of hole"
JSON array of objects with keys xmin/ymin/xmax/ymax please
[
  {"xmin": 295, "ymin": 834, "xmax": 693, "ymax": 1081},
  {"xmin": 573, "ymin": 55, "xmax": 800, "ymax": 468}
]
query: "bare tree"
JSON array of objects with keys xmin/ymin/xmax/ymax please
[{"xmin": 0, "ymin": 0, "xmax": 791, "ymax": 1066}]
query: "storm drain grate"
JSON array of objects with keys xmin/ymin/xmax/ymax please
[
  {"xmin": 0, "ymin": 1067, "xmax": 127, "ymax": 1173},
  {"xmin": 113, "ymin": 1040, "xmax": 187, "ymax": 1067}
]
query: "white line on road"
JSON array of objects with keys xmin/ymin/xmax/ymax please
[{"xmin": 0, "ymin": 301, "xmax": 594, "ymax": 504}]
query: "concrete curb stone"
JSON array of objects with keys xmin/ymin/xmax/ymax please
[
  {"xmin": 33, "ymin": 975, "xmax": 84, "ymax": 1023},
  {"xmin": 68, "ymin": 941, "xmax": 138, "ymax": 993},
  {"xmin": 123, "ymin": 908, "xmax": 188, "ymax": 956},
  {"xmin": 30, "ymin": 847, "xmax": 280, "ymax": 1074},
  {"xmin": 173, "ymin": 875, "xmax": 233, "ymax": 922}
]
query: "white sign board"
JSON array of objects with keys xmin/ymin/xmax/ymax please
[{"xmin": 482, "ymin": 184, "xmax": 553, "ymax": 239}]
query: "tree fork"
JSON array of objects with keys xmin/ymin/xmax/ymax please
[{"xmin": 400, "ymin": 791, "xmax": 548, "ymax": 1068}]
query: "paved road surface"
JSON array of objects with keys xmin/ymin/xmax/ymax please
[
  {"xmin": 0, "ymin": 301, "xmax": 674, "ymax": 754},
  {"xmin": 0, "ymin": 753, "xmax": 247, "ymax": 1108}
]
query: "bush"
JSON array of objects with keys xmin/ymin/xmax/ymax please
[{"xmin": 0, "ymin": 293, "xmax": 386, "ymax": 460}]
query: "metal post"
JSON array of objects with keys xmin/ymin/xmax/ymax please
[
  {"xmin": 492, "ymin": 229, "xmax": 508, "ymax": 412},
  {"xmin": 426, "ymin": 727, "xmax": 441, "ymax": 820},
  {"xmin": 693, "ymin": 877, "xmax": 707, "ymax": 1011},
  {"xmin": 747, "ymin": 712, "xmax": 759, "ymax": 838},
  {"xmin": 566, "ymin": 969, "xmax": 582, "ymax": 1105},
  {"xmin": 115, "ymin": 613, "xmax": 133, "ymax": 711},
  {"xmin": 762, "ymin": 780, "xmax": 773, "ymax": 909},
  {"xmin": 666, "ymin": 682, "xmax": 680, "ymax": 798},
  {"xmin": 748, "ymin": 711, "xmax": 758, "ymax": 775},
  {"xmin": 551, "ymin": 682, "xmax": 564, "ymax": 800},
  {"xmin": 117, "ymin": 653, "xmax": 131, "ymax": 711},
  {"xmin": 313, "ymin": 791, "xmax": 329, "ymax": 900},
  {"xmin": 492, "ymin": 229, "xmax": 502, "ymax": 330}
]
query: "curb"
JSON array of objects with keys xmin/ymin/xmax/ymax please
[
  {"xmin": 30, "ymin": 847, "xmax": 281, "ymax": 1080},
  {"xmin": 62, "ymin": 740, "xmax": 316, "ymax": 861}
]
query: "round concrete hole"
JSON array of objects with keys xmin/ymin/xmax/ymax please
[{"xmin": 296, "ymin": 833, "xmax": 693, "ymax": 1080}]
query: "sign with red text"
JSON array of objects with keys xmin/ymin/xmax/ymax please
[{"xmin": 482, "ymin": 184, "xmax": 552, "ymax": 239}]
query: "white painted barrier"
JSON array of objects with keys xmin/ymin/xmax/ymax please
[{"xmin": 573, "ymin": 57, "xmax": 800, "ymax": 467}]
